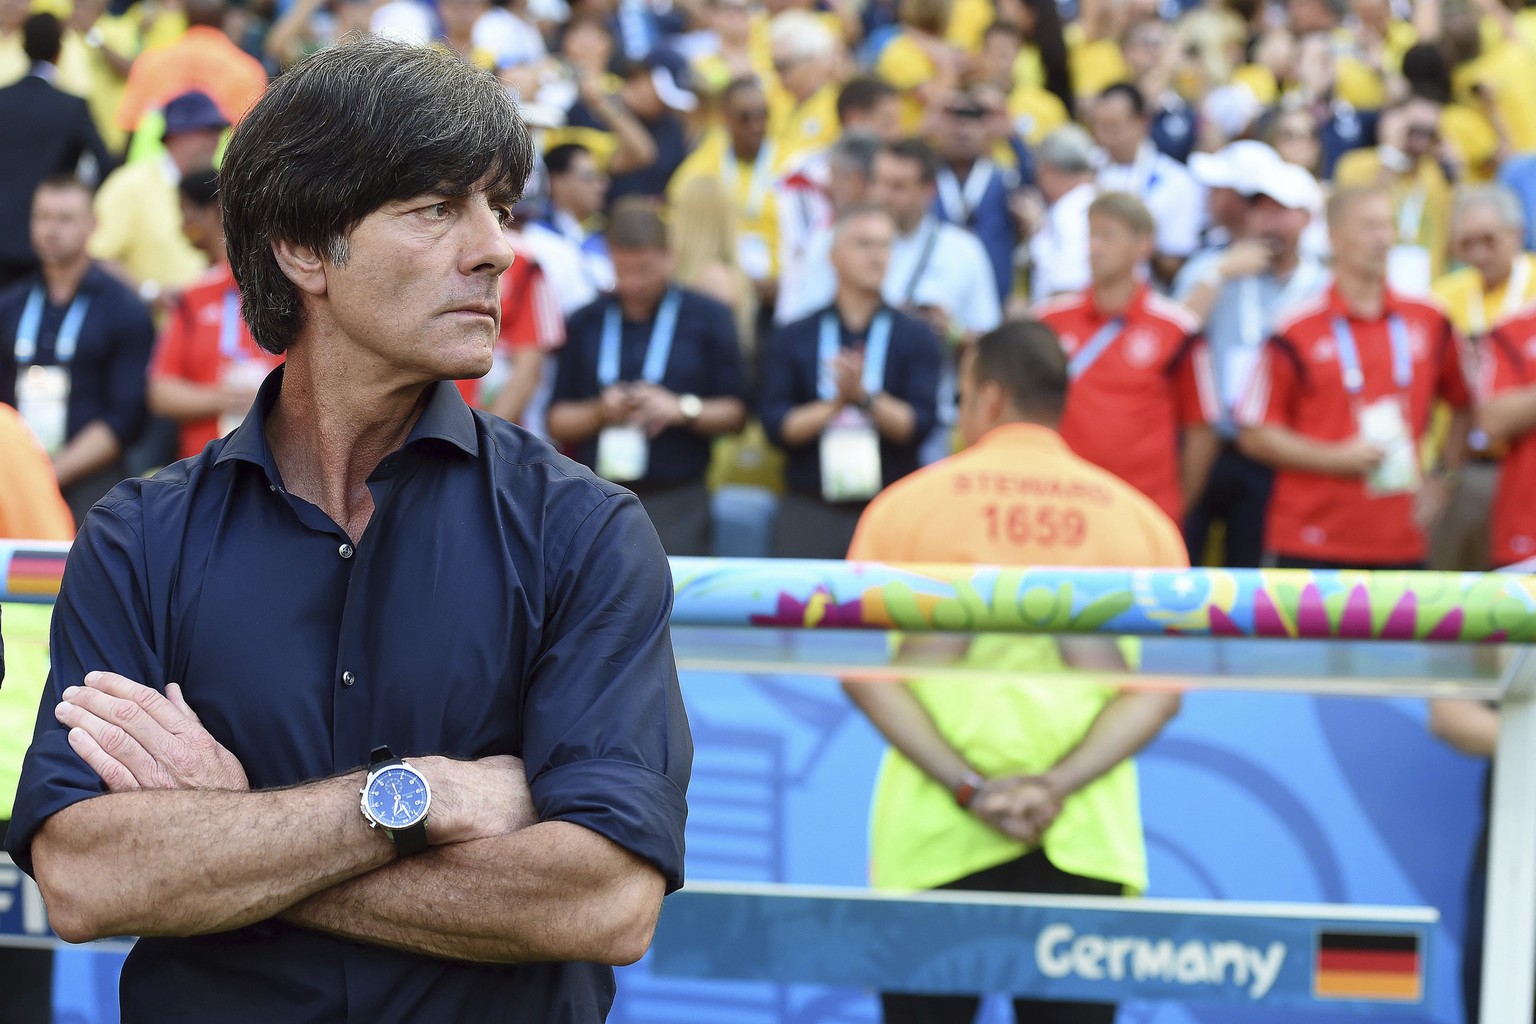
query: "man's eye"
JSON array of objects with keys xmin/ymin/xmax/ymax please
[
  {"xmin": 493, "ymin": 205, "xmax": 513, "ymax": 226},
  {"xmin": 425, "ymin": 202, "xmax": 451, "ymax": 219}
]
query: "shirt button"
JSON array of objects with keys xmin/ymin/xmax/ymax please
[
  {"xmin": 338, "ymin": 543, "xmax": 354, "ymax": 559},
  {"xmin": 341, "ymin": 670, "xmax": 356, "ymax": 687}
]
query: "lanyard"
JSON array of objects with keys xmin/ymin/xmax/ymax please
[
  {"xmin": 597, "ymin": 289, "xmax": 682, "ymax": 388},
  {"xmin": 1067, "ymin": 317, "xmax": 1125, "ymax": 381},
  {"xmin": 816, "ymin": 309, "xmax": 892, "ymax": 402},
  {"xmin": 15, "ymin": 285, "xmax": 91, "ymax": 365},
  {"xmin": 1333, "ymin": 313, "xmax": 1412, "ymax": 396},
  {"xmin": 721, "ymin": 141, "xmax": 777, "ymax": 220},
  {"xmin": 217, "ymin": 288, "xmax": 244, "ymax": 360},
  {"xmin": 1396, "ymin": 185, "xmax": 1426, "ymax": 246},
  {"xmin": 1468, "ymin": 255, "xmax": 1532, "ymax": 336},
  {"xmin": 899, "ymin": 220, "xmax": 941, "ymax": 305},
  {"xmin": 1103, "ymin": 142, "xmax": 1160, "ymax": 196},
  {"xmin": 935, "ymin": 159, "xmax": 995, "ymax": 225}
]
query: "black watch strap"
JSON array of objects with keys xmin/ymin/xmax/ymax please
[{"xmin": 368, "ymin": 746, "xmax": 429, "ymax": 857}]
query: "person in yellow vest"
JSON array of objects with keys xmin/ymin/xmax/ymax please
[
  {"xmin": 1428, "ymin": 184, "xmax": 1536, "ymax": 570},
  {"xmin": 1334, "ymin": 94, "xmax": 1455, "ymax": 294},
  {"xmin": 843, "ymin": 318, "xmax": 1184, "ymax": 1024},
  {"xmin": 874, "ymin": 0, "xmax": 963, "ymax": 135},
  {"xmin": 669, "ymin": 76, "xmax": 781, "ymax": 301},
  {"xmin": 765, "ymin": 9, "xmax": 841, "ymax": 170}
]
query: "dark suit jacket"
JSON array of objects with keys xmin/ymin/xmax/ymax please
[{"xmin": 0, "ymin": 73, "xmax": 115, "ymax": 271}]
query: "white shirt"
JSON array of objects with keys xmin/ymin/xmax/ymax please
[
  {"xmin": 776, "ymin": 215, "xmax": 1002, "ymax": 333},
  {"xmin": 519, "ymin": 222, "xmax": 596, "ymax": 317},
  {"xmin": 1029, "ymin": 181, "xmax": 1094, "ymax": 301},
  {"xmin": 1097, "ymin": 140, "xmax": 1204, "ymax": 259}
]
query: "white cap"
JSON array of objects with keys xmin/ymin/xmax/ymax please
[
  {"xmin": 1250, "ymin": 160, "xmax": 1324, "ymax": 212},
  {"xmin": 650, "ymin": 65, "xmax": 698, "ymax": 113},
  {"xmin": 1189, "ymin": 140, "xmax": 1283, "ymax": 192}
]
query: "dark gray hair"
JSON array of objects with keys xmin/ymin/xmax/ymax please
[
  {"xmin": 828, "ymin": 132, "xmax": 881, "ymax": 179},
  {"xmin": 1036, "ymin": 125, "xmax": 1096, "ymax": 174},
  {"xmin": 221, "ymin": 38, "xmax": 534, "ymax": 354}
]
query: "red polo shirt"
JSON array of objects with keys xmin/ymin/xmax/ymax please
[
  {"xmin": 1484, "ymin": 309, "xmax": 1536, "ymax": 566},
  {"xmin": 148, "ymin": 264, "xmax": 280, "ymax": 460},
  {"xmin": 1236, "ymin": 284, "xmax": 1472, "ymax": 565},
  {"xmin": 454, "ymin": 241, "xmax": 565, "ymax": 408},
  {"xmin": 1035, "ymin": 284, "xmax": 1214, "ymax": 522}
]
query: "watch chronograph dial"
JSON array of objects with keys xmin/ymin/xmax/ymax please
[{"xmin": 365, "ymin": 765, "xmax": 430, "ymax": 828}]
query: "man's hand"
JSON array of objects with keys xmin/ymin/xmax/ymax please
[
  {"xmin": 55, "ymin": 671, "xmax": 250, "ymax": 792},
  {"xmin": 599, "ymin": 383, "xmax": 636, "ymax": 427},
  {"xmin": 832, "ymin": 349, "xmax": 866, "ymax": 406},
  {"xmin": 970, "ymin": 774, "xmax": 1062, "ymax": 845},
  {"xmin": 1414, "ymin": 474, "xmax": 1456, "ymax": 531},
  {"xmin": 627, "ymin": 382, "xmax": 685, "ymax": 436},
  {"xmin": 1217, "ymin": 238, "xmax": 1275, "ymax": 281},
  {"xmin": 414, "ymin": 754, "xmax": 538, "ymax": 845},
  {"xmin": 1331, "ymin": 436, "xmax": 1386, "ymax": 477}
]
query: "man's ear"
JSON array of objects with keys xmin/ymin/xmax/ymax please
[{"xmin": 271, "ymin": 239, "xmax": 329, "ymax": 297}]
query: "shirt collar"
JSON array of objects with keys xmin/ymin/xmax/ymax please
[
  {"xmin": 27, "ymin": 61, "xmax": 58, "ymax": 83},
  {"xmin": 215, "ymin": 365, "xmax": 481, "ymax": 473},
  {"xmin": 1086, "ymin": 281, "xmax": 1150, "ymax": 322}
]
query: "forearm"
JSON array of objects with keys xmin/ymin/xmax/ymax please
[
  {"xmin": 32, "ymin": 773, "xmax": 390, "ymax": 942},
  {"xmin": 1238, "ymin": 424, "xmax": 1358, "ymax": 475},
  {"xmin": 870, "ymin": 393, "xmax": 917, "ymax": 444},
  {"xmin": 1437, "ymin": 407, "xmax": 1470, "ymax": 472},
  {"xmin": 779, "ymin": 399, "xmax": 841, "ymax": 446},
  {"xmin": 595, "ymin": 101, "xmax": 658, "ymax": 175},
  {"xmin": 148, "ymin": 376, "xmax": 226, "ymax": 421},
  {"xmin": 487, "ymin": 350, "xmax": 543, "ymax": 423},
  {"xmin": 1181, "ymin": 424, "xmax": 1219, "ymax": 507},
  {"xmin": 547, "ymin": 399, "xmax": 605, "ymax": 444},
  {"xmin": 1479, "ymin": 386, "xmax": 1536, "ymax": 445},
  {"xmin": 1042, "ymin": 689, "xmax": 1181, "ymax": 798},
  {"xmin": 841, "ymin": 679, "xmax": 973, "ymax": 791},
  {"xmin": 280, "ymin": 821, "xmax": 664, "ymax": 965},
  {"xmin": 53, "ymin": 420, "xmax": 122, "ymax": 486},
  {"xmin": 1176, "ymin": 279, "xmax": 1219, "ymax": 327},
  {"xmin": 1429, "ymin": 698, "xmax": 1499, "ymax": 758},
  {"xmin": 690, "ymin": 396, "xmax": 747, "ymax": 436}
]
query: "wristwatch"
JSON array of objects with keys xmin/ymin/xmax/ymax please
[
  {"xmin": 359, "ymin": 746, "xmax": 431, "ymax": 856},
  {"xmin": 678, "ymin": 393, "xmax": 703, "ymax": 424}
]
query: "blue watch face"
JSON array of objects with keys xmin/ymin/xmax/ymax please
[{"xmin": 365, "ymin": 765, "xmax": 429, "ymax": 829}]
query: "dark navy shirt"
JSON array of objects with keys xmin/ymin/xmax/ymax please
[
  {"xmin": 565, "ymin": 100, "xmax": 689, "ymax": 203},
  {"xmin": 760, "ymin": 304, "xmax": 942, "ymax": 496},
  {"xmin": 552, "ymin": 287, "xmax": 749, "ymax": 487},
  {"xmin": 0, "ymin": 264, "xmax": 154, "ymax": 445},
  {"xmin": 6, "ymin": 368, "xmax": 692, "ymax": 1024}
]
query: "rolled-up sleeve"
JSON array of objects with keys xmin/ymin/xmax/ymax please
[
  {"xmin": 523, "ymin": 491, "xmax": 692, "ymax": 891},
  {"xmin": 6, "ymin": 496, "xmax": 165, "ymax": 877}
]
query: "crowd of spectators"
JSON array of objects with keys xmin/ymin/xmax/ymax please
[{"xmin": 7, "ymin": 0, "xmax": 1536, "ymax": 575}]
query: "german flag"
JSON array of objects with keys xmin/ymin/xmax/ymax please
[
  {"xmin": 1314, "ymin": 931, "xmax": 1422, "ymax": 1001},
  {"xmin": 5, "ymin": 548, "xmax": 67, "ymax": 600}
]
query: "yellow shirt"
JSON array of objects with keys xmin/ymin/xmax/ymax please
[
  {"xmin": 1442, "ymin": 103, "xmax": 1501, "ymax": 183},
  {"xmin": 848, "ymin": 423, "xmax": 1188, "ymax": 893},
  {"xmin": 0, "ymin": 28, "xmax": 24, "ymax": 86},
  {"xmin": 1456, "ymin": 37, "xmax": 1536, "ymax": 155},
  {"xmin": 766, "ymin": 80, "xmax": 839, "ymax": 171},
  {"xmin": 56, "ymin": 16, "xmax": 142, "ymax": 154},
  {"xmin": 945, "ymin": 0, "xmax": 994, "ymax": 53},
  {"xmin": 1007, "ymin": 85, "xmax": 1069, "ymax": 147},
  {"xmin": 1230, "ymin": 63, "xmax": 1277, "ymax": 106},
  {"xmin": 1011, "ymin": 44, "xmax": 1044, "ymax": 94},
  {"xmin": 1065, "ymin": 26, "xmax": 1128, "ymax": 99},
  {"xmin": 89, "ymin": 158, "xmax": 208, "ymax": 289},
  {"xmin": 0, "ymin": 604, "xmax": 54, "ymax": 820},
  {"xmin": 1432, "ymin": 253, "xmax": 1536, "ymax": 337},
  {"xmin": 668, "ymin": 129, "xmax": 781, "ymax": 279},
  {"xmin": 1334, "ymin": 149, "xmax": 1454, "ymax": 282}
]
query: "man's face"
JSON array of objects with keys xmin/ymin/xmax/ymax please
[
  {"xmin": 1087, "ymin": 211, "xmax": 1150, "ymax": 286},
  {"xmin": 1089, "ymin": 93, "xmax": 1146, "ymax": 165},
  {"xmin": 317, "ymin": 185, "xmax": 515, "ymax": 385},
  {"xmin": 165, "ymin": 128, "xmax": 224, "ymax": 176},
  {"xmin": 1453, "ymin": 203, "xmax": 1521, "ymax": 289},
  {"xmin": 619, "ymin": 71, "xmax": 665, "ymax": 121},
  {"xmin": 179, "ymin": 197, "xmax": 218, "ymax": 254},
  {"xmin": 826, "ymin": 156, "xmax": 868, "ymax": 212},
  {"xmin": 1330, "ymin": 193, "xmax": 1395, "ymax": 278},
  {"xmin": 1402, "ymin": 99, "xmax": 1441, "ymax": 162},
  {"xmin": 938, "ymin": 103, "xmax": 988, "ymax": 162},
  {"xmin": 772, "ymin": 47, "xmax": 828, "ymax": 101},
  {"xmin": 830, "ymin": 210, "xmax": 893, "ymax": 294},
  {"xmin": 1288, "ymin": 0, "xmax": 1336, "ymax": 34},
  {"xmin": 1207, "ymin": 186, "xmax": 1247, "ymax": 234},
  {"xmin": 30, "ymin": 185, "xmax": 94, "ymax": 266},
  {"xmin": 553, "ymin": 151, "xmax": 607, "ymax": 220},
  {"xmin": 869, "ymin": 152, "xmax": 933, "ymax": 232},
  {"xmin": 724, "ymin": 86, "xmax": 769, "ymax": 158},
  {"xmin": 1248, "ymin": 194, "xmax": 1307, "ymax": 253},
  {"xmin": 1123, "ymin": 21, "xmax": 1170, "ymax": 79},
  {"xmin": 561, "ymin": 20, "xmax": 612, "ymax": 72},
  {"xmin": 611, "ymin": 244, "xmax": 673, "ymax": 309},
  {"xmin": 0, "ymin": 0, "xmax": 28, "ymax": 31}
]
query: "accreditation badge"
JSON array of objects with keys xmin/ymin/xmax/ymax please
[
  {"xmin": 16, "ymin": 364, "xmax": 70, "ymax": 456},
  {"xmin": 596, "ymin": 424, "xmax": 650, "ymax": 483},
  {"xmin": 819, "ymin": 408, "xmax": 882, "ymax": 503},
  {"xmin": 1385, "ymin": 245, "xmax": 1432, "ymax": 298},
  {"xmin": 737, "ymin": 233, "xmax": 773, "ymax": 282},
  {"xmin": 1356, "ymin": 396, "xmax": 1421, "ymax": 498}
]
